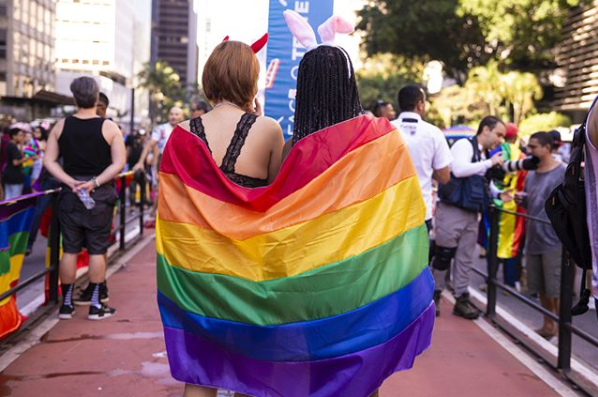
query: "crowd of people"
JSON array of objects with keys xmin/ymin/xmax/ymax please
[
  {"xmin": 365, "ymin": 86, "xmax": 591, "ymax": 339},
  {"xmin": 1, "ymin": 10, "xmax": 597, "ymax": 397}
]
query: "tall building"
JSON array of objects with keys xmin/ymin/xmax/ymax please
[
  {"xmin": 151, "ymin": 0, "xmax": 198, "ymax": 89},
  {"xmin": 553, "ymin": 2, "xmax": 598, "ymax": 123},
  {"xmin": 54, "ymin": 0, "xmax": 138, "ymax": 119},
  {"xmin": 0, "ymin": 0, "xmax": 63, "ymax": 120}
]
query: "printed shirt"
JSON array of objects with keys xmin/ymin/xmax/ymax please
[{"xmin": 151, "ymin": 122, "xmax": 175, "ymax": 155}]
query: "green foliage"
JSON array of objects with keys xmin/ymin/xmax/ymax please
[
  {"xmin": 357, "ymin": 0, "xmax": 580, "ymax": 77},
  {"xmin": 137, "ymin": 61, "xmax": 190, "ymax": 122},
  {"xmin": 518, "ymin": 112, "xmax": 571, "ymax": 136},
  {"xmin": 430, "ymin": 63, "xmax": 542, "ymax": 126},
  {"xmin": 357, "ymin": 0, "xmax": 486, "ymax": 80},
  {"xmin": 356, "ymin": 54, "xmax": 424, "ymax": 109},
  {"xmin": 458, "ymin": 0, "xmax": 580, "ymax": 70}
]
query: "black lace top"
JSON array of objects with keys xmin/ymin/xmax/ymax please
[{"xmin": 189, "ymin": 113, "xmax": 269, "ymax": 188}]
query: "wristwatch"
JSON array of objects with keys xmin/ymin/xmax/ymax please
[{"xmin": 91, "ymin": 177, "xmax": 101, "ymax": 188}]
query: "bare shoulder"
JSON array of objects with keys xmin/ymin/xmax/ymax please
[
  {"xmin": 50, "ymin": 118, "xmax": 65, "ymax": 138},
  {"xmin": 178, "ymin": 119, "xmax": 191, "ymax": 131},
  {"xmin": 254, "ymin": 116, "xmax": 283, "ymax": 136},
  {"xmin": 102, "ymin": 119, "xmax": 124, "ymax": 144},
  {"xmin": 102, "ymin": 118, "xmax": 121, "ymax": 134}
]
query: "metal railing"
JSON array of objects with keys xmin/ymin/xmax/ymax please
[
  {"xmin": 474, "ymin": 205, "xmax": 598, "ymax": 383},
  {"xmin": 0, "ymin": 170, "xmax": 148, "ymax": 334}
]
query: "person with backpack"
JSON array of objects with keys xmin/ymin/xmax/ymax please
[
  {"xmin": 586, "ymin": 101, "xmax": 598, "ymax": 319},
  {"xmin": 432, "ymin": 116, "xmax": 510, "ymax": 319},
  {"xmin": 516, "ymin": 132, "xmax": 566, "ymax": 338}
]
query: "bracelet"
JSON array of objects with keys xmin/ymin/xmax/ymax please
[{"xmin": 91, "ymin": 177, "xmax": 101, "ymax": 188}]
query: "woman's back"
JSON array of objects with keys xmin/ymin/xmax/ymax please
[{"xmin": 179, "ymin": 105, "xmax": 283, "ymax": 186}]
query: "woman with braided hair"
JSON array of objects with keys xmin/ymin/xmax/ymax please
[
  {"xmin": 157, "ymin": 11, "xmax": 433, "ymax": 397},
  {"xmin": 282, "ymin": 36, "xmax": 363, "ymax": 158},
  {"xmin": 292, "ymin": 45, "xmax": 362, "ymax": 143}
]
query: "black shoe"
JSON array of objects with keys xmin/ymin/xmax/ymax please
[
  {"xmin": 58, "ymin": 304, "xmax": 75, "ymax": 320},
  {"xmin": 74, "ymin": 283, "xmax": 109, "ymax": 306},
  {"xmin": 25, "ymin": 247, "xmax": 32, "ymax": 256},
  {"xmin": 88, "ymin": 303, "xmax": 116, "ymax": 320},
  {"xmin": 452, "ymin": 294, "xmax": 480, "ymax": 320},
  {"xmin": 433, "ymin": 290, "xmax": 442, "ymax": 317}
]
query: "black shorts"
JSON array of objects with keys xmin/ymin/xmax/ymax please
[{"xmin": 58, "ymin": 183, "xmax": 118, "ymax": 255}]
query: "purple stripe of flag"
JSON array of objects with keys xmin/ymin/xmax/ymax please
[{"xmin": 163, "ymin": 303, "xmax": 435, "ymax": 397}]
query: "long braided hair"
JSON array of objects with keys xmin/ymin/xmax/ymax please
[{"xmin": 293, "ymin": 46, "xmax": 363, "ymax": 144}]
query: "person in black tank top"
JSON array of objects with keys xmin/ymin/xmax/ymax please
[
  {"xmin": 59, "ymin": 116, "xmax": 112, "ymax": 176},
  {"xmin": 43, "ymin": 77, "xmax": 126, "ymax": 321}
]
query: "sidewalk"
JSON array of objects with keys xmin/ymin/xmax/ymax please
[{"xmin": 0, "ymin": 237, "xmax": 570, "ymax": 397}]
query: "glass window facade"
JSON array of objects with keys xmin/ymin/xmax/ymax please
[{"xmin": 4, "ymin": 0, "xmax": 56, "ymax": 97}]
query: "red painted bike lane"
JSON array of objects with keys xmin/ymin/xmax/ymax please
[{"xmin": 0, "ymin": 238, "xmax": 563, "ymax": 397}]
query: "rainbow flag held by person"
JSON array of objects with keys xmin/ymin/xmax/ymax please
[
  {"xmin": 0, "ymin": 195, "xmax": 37, "ymax": 339},
  {"xmin": 157, "ymin": 115, "xmax": 435, "ymax": 397},
  {"xmin": 496, "ymin": 141, "xmax": 527, "ymax": 259}
]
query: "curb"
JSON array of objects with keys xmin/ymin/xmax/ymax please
[
  {"xmin": 467, "ymin": 287, "xmax": 598, "ymax": 396},
  {"xmin": 0, "ymin": 232, "xmax": 156, "ymax": 373}
]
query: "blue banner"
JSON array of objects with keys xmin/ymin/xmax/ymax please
[{"xmin": 265, "ymin": 0, "xmax": 335, "ymax": 138}]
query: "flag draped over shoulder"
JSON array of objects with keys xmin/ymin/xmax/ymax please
[
  {"xmin": 157, "ymin": 115, "xmax": 435, "ymax": 397},
  {"xmin": 0, "ymin": 196, "xmax": 36, "ymax": 339}
]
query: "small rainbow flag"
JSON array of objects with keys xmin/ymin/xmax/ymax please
[
  {"xmin": 157, "ymin": 115, "xmax": 434, "ymax": 396},
  {"xmin": 0, "ymin": 196, "xmax": 36, "ymax": 339}
]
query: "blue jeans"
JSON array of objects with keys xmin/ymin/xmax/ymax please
[{"xmin": 502, "ymin": 257, "xmax": 518, "ymax": 287}]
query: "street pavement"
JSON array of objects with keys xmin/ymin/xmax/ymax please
[
  {"xmin": 470, "ymin": 250, "xmax": 598, "ymax": 373},
  {"xmin": 0, "ymin": 236, "xmax": 576, "ymax": 397}
]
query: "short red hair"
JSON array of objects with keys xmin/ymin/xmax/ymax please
[{"xmin": 202, "ymin": 41, "xmax": 260, "ymax": 112}]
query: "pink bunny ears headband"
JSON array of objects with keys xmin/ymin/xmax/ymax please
[
  {"xmin": 283, "ymin": 10, "xmax": 354, "ymax": 50},
  {"xmin": 222, "ymin": 33, "xmax": 269, "ymax": 53},
  {"xmin": 283, "ymin": 10, "xmax": 354, "ymax": 76}
]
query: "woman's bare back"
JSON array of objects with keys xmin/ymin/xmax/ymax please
[{"xmin": 179, "ymin": 106, "xmax": 283, "ymax": 184}]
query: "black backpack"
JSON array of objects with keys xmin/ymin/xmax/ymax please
[{"xmin": 545, "ymin": 113, "xmax": 593, "ymax": 315}]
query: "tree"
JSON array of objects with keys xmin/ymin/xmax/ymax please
[
  {"xmin": 430, "ymin": 63, "xmax": 542, "ymax": 126},
  {"xmin": 357, "ymin": 0, "xmax": 580, "ymax": 78},
  {"xmin": 500, "ymin": 71, "xmax": 543, "ymax": 125},
  {"xmin": 137, "ymin": 61, "xmax": 189, "ymax": 123},
  {"xmin": 357, "ymin": 0, "xmax": 487, "ymax": 81},
  {"xmin": 519, "ymin": 112, "xmax": 571, "ymax": 136},
  {"xmin": 356, "ymin": 54, "xmax": 424, "ymax": 109},
  {"xmin": 458, "ymin": 0, "xmax": 580, "ymax": 71}
]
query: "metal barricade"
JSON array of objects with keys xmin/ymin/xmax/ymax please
[
  {"xmin": 0, "ymin": 170, "xmax": 148, "ymax": 342},
  {"xmin": 0, "ymin": 190, "xmax": 61, "ymax": 305},
  {"xmin": 115, "ymin": 171, "xmax": 146, "ymax": 251},
  {"xmin": 474, "ymin": 205, "xmax": 598, "ymax": 384}
]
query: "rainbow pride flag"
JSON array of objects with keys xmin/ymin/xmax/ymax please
[
  {"xmin": 157, "ymin": 115, "xmax": 435, "ymax": 396},
  {"xmin": 496, "ymin": 141, "xmax": 527, "ymax": 259},
  {"xmin": 0, "ymin": 196, "xmax": 36, "ymax": 338}
]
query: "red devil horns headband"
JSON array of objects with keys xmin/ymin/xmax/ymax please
[{"xmin": 221, "ymin": 33, "xmax": 269, "ymax": 54}]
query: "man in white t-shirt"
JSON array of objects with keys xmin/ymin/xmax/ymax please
[
  {"xmin": 392, "ymin": 85, "xmax": 453, "ymax": 229},
  {"xmin": 133, "ymin": 106, "xmax": 184, "ymax": 175}
]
